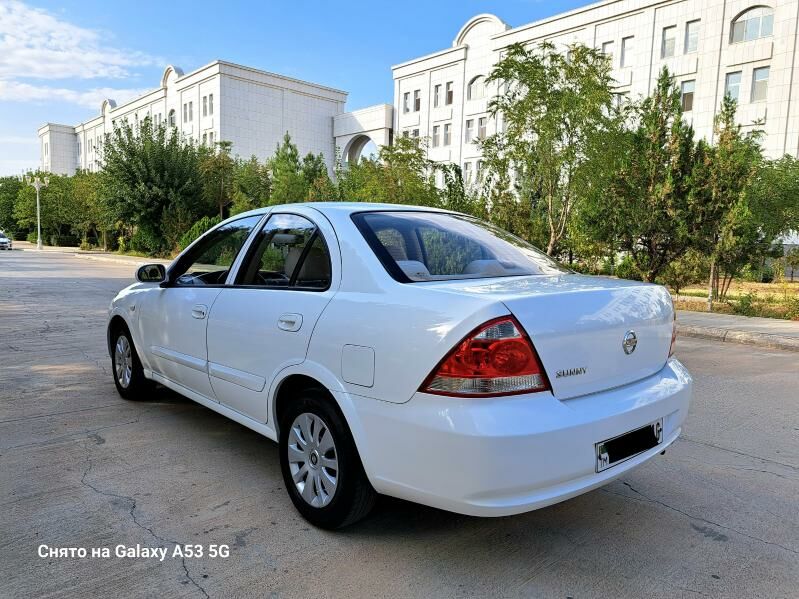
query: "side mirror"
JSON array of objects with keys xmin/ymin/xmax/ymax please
[{"xmin": 136, "ymin": 263, "xmax": 166, "ymax": 283}]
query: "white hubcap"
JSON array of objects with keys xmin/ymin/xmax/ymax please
[
  {"xmin": 114, "ymin": 336, "xmax": 133, "ymax": 389},
  {"xmin": 287, "ymin": 413, "xmax": 339, "ymax": 508}
]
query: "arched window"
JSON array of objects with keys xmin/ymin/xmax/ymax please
[
  {"xmin": 168, "ymin": 109, "xmax": 176, "ymax": 127},
  {"xmin": 467, "ymin": 75, "xmax": 486, "ymax": 101},
  {"xmin": 731, "ymin": 6, "xmax": 774, "ymax": 43}
]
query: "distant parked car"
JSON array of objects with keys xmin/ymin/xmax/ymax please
[
  {"xmin": 0, "ymin": 232, "xmax": 12, "ymax": 250},
  {"xmin": 107, "ymin": 203, "xmax": 692, "ymax": 528}
]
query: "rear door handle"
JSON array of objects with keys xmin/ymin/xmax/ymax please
[
  {"xmin": 277, "ymin": 313, "xmax": 303, "ymax": 332},
  {"xmin": 191, "ymin": 304, "xmax": 208, "ymax": 319}
]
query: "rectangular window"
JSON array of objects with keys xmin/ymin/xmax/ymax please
[
  {"xmin": 443, "ymin": 123, "xmax": 451, "ymax": 146},
  {"xmin": 203, "ymin": 96, "xmax": 208, "ymax": 117},
  {"xmin": 725, "ymin": 71, "xmax": 742, "ymax": 101},
  {"xmin": 613, "ymin": 92, "xmax": 629, "ymax": 108},
  {"xmin": 209, "ymin": 94, "xmax": 214, "ymax": 115},
  {"xmin": 413, "ymin": 90, "xmax": 421, "ymax": 112},
  {"xmin": 681, "ymin": 80, "xmax": 695, "ymax": 111},
  {"xmin": 189, "ymin": 101, "xmax": 193, "ymax": 122},
  {"xmin": 621, "ymin": 36, "xmax": 634, "ymax": 68},
  {"xmin": 432, "ymin": 125, "xmax": 440, "ymax": 147},
  {"xmin": 662, "ymin": 26, "xmax": 676, "ymax": 58},
  {"xmin": 183, "ymin": 103, "xmax": 187, "ymax": 123},
  {"xmin": 445, "ymin": 82, "xmax": 454, "ymax": 105},
  {"xmin": 685, "ymin": 20, "xmax": 700, "ymax": 53},
  {"xmin": 478, "ymin": 117, "xmax": 487, "ymax": 140},
  {"xmin": 403, "ymin": 92, "xmax": 410, "ymax": 113},
  {"xmin": 463, "ymin": 161, "xmax": 472, "ymax": 183},
  {"xmin": 412, "ymin": 129, "xmax": 419, "ymax": 138},
  {"xmin": 601, "ymin": 41, "xmax": 614, "ymax": 66},
  {"xmin": 476, "ymin": 160, "xmax": 484, "ymax": 181},
  {"xmin": 202, "ymin": 133, "xmax": 207, "ymax": 145},
  {"xmin": 434, "ymin": 84, "xmax": 441, "ymax": 108},
  {"xmin": 465, "ymin": 119, "xmax": 474, "ymax": 143},
  {"xmin": 44, "ymin": 142, "xmax": 48, "ymax": 156},
  {"xmin": 751, "ymin": 66, "xmax": 770, "ymax": 102},
  {"xmin": 209, "ymin": 132, "xmax": 214, "ymax": 145}
]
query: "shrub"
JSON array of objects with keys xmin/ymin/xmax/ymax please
[
  {"xmin": 178, "ymin": 216, "xmax": 221, "ymax": 251},
  {"xmin": 733, "ymin": 291, "xmax": 757, "ymax": 316},
  {"xmin": 658, "ymin": 250, "xmax": 707, "ymax": 295},
  {"xmin": 615, "ymin": 255, "xmax": 642, "ymax": 281}
]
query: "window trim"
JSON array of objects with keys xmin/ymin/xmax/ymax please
[
  {"xmin": 661, "ymin": 25, "xmax": 677, "ymax": 58},
  {"xmin": 730, "ymin": 6, "xmax": 775, "ymax": 44},
  {"xmin": 230, "ymin": 212, "xmax": 333, "ymax": 292},
  {"xmin": 684, "ymin": 19, "xmax": 700, "ymax": 54}
]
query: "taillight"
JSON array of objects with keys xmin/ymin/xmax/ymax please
[
  {"xmin": 420, "ymin": 316, "xmax": 551, "ymax": 397},
  {"xmin": 669, "ymin": 311, "xmax": 677, "ymax": 357}
]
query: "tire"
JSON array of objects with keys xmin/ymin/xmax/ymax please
[
  {"xmin": 111, "ymin": 326, "xmax": 149, "ymax": 400},
  {"xmin": 279, "ymin": 391, "xmax": 376, "ymax": 529}
]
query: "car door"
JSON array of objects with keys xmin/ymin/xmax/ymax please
[
  {"xmin": 205, "ymin": 210, "xmax": 339, "ymax": 422},
  {"xmin": 137, "ymin": 214, "xmax": 264, "ymax": 399}
]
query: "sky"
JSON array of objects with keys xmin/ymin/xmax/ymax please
[{"xmin": 0, "ymin": 0, "xmax": 592, "ymax": 176}]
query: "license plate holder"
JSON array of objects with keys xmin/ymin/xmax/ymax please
[{"xmin": 596, "ymin": 419, "xmax": 663, "ymax": 473}]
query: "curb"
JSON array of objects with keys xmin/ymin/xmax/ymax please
[
  {"xmin": 677, "ymin": 324, "xmax": 799, "ymax": 352},
  {"xmin": 71, "ymin": 253, "xmax": 171, "ymax": 266}
]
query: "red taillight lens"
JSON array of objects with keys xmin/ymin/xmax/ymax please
[
  {"xmin": 421, "ymin": 316, "xmax": 551, "ymax": 397},
  {"xmin": 669, "ymin": 312, "xmax": 677, "ymax": 357}
]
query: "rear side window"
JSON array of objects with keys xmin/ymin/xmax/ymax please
[
  {"xmin": 353, "ymin": 211, "xmax": 565, "ymax": 282},
  {"xmin": 237, "ymin": 213, "xmax": 331, "ymax": 289}
]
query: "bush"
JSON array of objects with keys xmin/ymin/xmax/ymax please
[
  {"xmin": 615, "ymin": 255, "xmax": 642, "ymax": 281},
  {"xmin": 50, "ymin": 234, "xmax": 79, "ymax": 247},
  {"xmin": 760, "ymin": 265, "xmax": 774, "ymax": 283},
  {"xmin": 26, "ymin": 231, "xmax": 38, "ymax": 243},
  {"xmin": 658, "ymin": 250, "xmax": 707, "ymax": 295},
  {"xmin": 179, "ymin": 216, "xmax": 221, "ymax": 251},
  {"xmin": 733, "ymin": 291, "xmax": 757, "ymax": 316}
]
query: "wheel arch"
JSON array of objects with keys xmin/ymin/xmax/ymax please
[{"xmin": 107, "ymin": 314, "xmax": 130, "ymax": 358}]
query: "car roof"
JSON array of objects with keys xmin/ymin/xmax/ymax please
[{"xmin": 234, "ymin": 202, "xmax": 454, "ymax": 220}]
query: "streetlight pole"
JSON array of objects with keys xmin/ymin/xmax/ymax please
[{"xmin": 23, "ymin": 174, "xmax": 49, "ymax": 250}]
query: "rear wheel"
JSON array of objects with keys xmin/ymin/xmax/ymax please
[
  {"xmin": 279, "ymin": 392, "xmax": 376, "ymax": 528},
  {"xmin": 111, "ymin": 327, "xmax": 148, "ymax": 400}
]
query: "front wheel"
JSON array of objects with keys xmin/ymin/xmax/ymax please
[
  {"xmin": 111, "ymin": 327, "xmax": 149, "ymax": 400},
  {"xmin": 279, "ymin": 393, "xmax": 376, "ymax": 529}
]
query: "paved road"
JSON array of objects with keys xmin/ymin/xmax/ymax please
[{"xmin": 1, "ymin": 250, "xmax": 797, "ymax": 599}]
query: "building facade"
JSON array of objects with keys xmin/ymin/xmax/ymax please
[
  {"xmin": 393, "ymin": 1, "xmax": 799, "ymax": 185},
  {"xmin": 38, "ymin": 61, "xmax": 348, "ymax": 175}
]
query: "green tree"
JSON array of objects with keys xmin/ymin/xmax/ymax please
[
  {"xmin": 0, "ymin": 176, "xmax": 23, "ymax": 235},
  {"xmin": 483, "ymin": 41, "xmax": 617, "ymax": 255},
  {"xmin": 200, "ymin": 140, "xmax": 236, "ymax": 219},
  {"xmin": 102, "ymin": 116, "xmax": 206, "ymax": 254},
  {"xmin": 698, "ymin": 96, "xmax": 763, "ymax": 305},
  {"xmin": 230, "ymin": 155, "xmax": 271, "ymax": 215},
  {"xmin": 72, "ymin": 170, "xmax": 114, "ymax": 248},
  {"xmin": 14, "ymin": 173, "xmax": 78, "ymax": 244},
  {"xmin": 269, "ymin": 133, "xmax": 307, "ymax": 204},
  {"xmin": 585, "ymin": 69, "xmax": 699, "ymax": 282}
]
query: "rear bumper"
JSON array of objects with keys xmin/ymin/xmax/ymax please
[{"xmin": 351, "ymin": 358, "xmax": 692, "ymax": 517}]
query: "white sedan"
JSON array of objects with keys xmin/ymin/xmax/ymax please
[{"xmin": 107, "ymin": 203, "xmax": 692, "ymax": 528}]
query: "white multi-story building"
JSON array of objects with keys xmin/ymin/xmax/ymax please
[
  {"xmin": 38, "ymin": 61, "xmax": 350, "ymax": 175},
  {"xmin": 393, "ymin": 1, "xmax": 799, "ymax": 184}
]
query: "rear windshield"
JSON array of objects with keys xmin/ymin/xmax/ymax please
[{"xmin": 352, "ymin": 211, "xmax": 566, "ymax": 282}]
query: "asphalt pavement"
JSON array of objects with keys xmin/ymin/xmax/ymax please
[{"xmin": 1, "ymin": 249, "xmax": 797, "ymax": 598}]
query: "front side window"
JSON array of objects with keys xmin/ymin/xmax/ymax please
[
  {"xmin": 751, "ymin": 66, "xmax": 770, "ymax": 102},
  {"xmin": 237, "ymin": 213, "xmax": 331, "ymax": 289},
  {"xmin": 662, "ymin": 26, "xmax": 676, "ymax": 58},
  {"xmin": 725, "ymin": 71, "xmax": 742, "ymax": 101},
  {"xmin": 731, "ymin": 7, "xmax": 774, "ymax": 43},
  {"xmin": 685, "ymin": 20, "xmax": 700, "ymax": 53},
  {"xmin": 353, "ymin": 211, "xmax": 565, "ymax": 283},
  {"xmin": 171, "ymin": 215, "xmax": 262, "ymax": 286},
  {"xmin": 681, "ymin": 80, "xmax": 695, "ymax": 111}
]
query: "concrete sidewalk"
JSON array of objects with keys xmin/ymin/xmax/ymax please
[
  {"xmin": 14, "ymin": 240, "xmax": 171, "ymax": 266},
  {"xmin": 677, "ymin": 310, "xmax": 799, "ymax": 352}
]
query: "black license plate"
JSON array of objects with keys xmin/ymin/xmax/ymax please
[{"xmin": 596, "ymin": 419, "xmax": 663, "ymax": 472}]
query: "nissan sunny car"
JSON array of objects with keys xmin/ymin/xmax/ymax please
[{"xmin": 107, "ymin": 203, "xmax": 692, "ymax": 528}]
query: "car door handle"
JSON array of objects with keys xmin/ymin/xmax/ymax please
[
  {"xmin": 277, "ymin": 313, "xmax": 303, "ymax": 332},
  {"xmin": 191, "ymin": 304, "xmax": 208, "ymax": 319}
]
